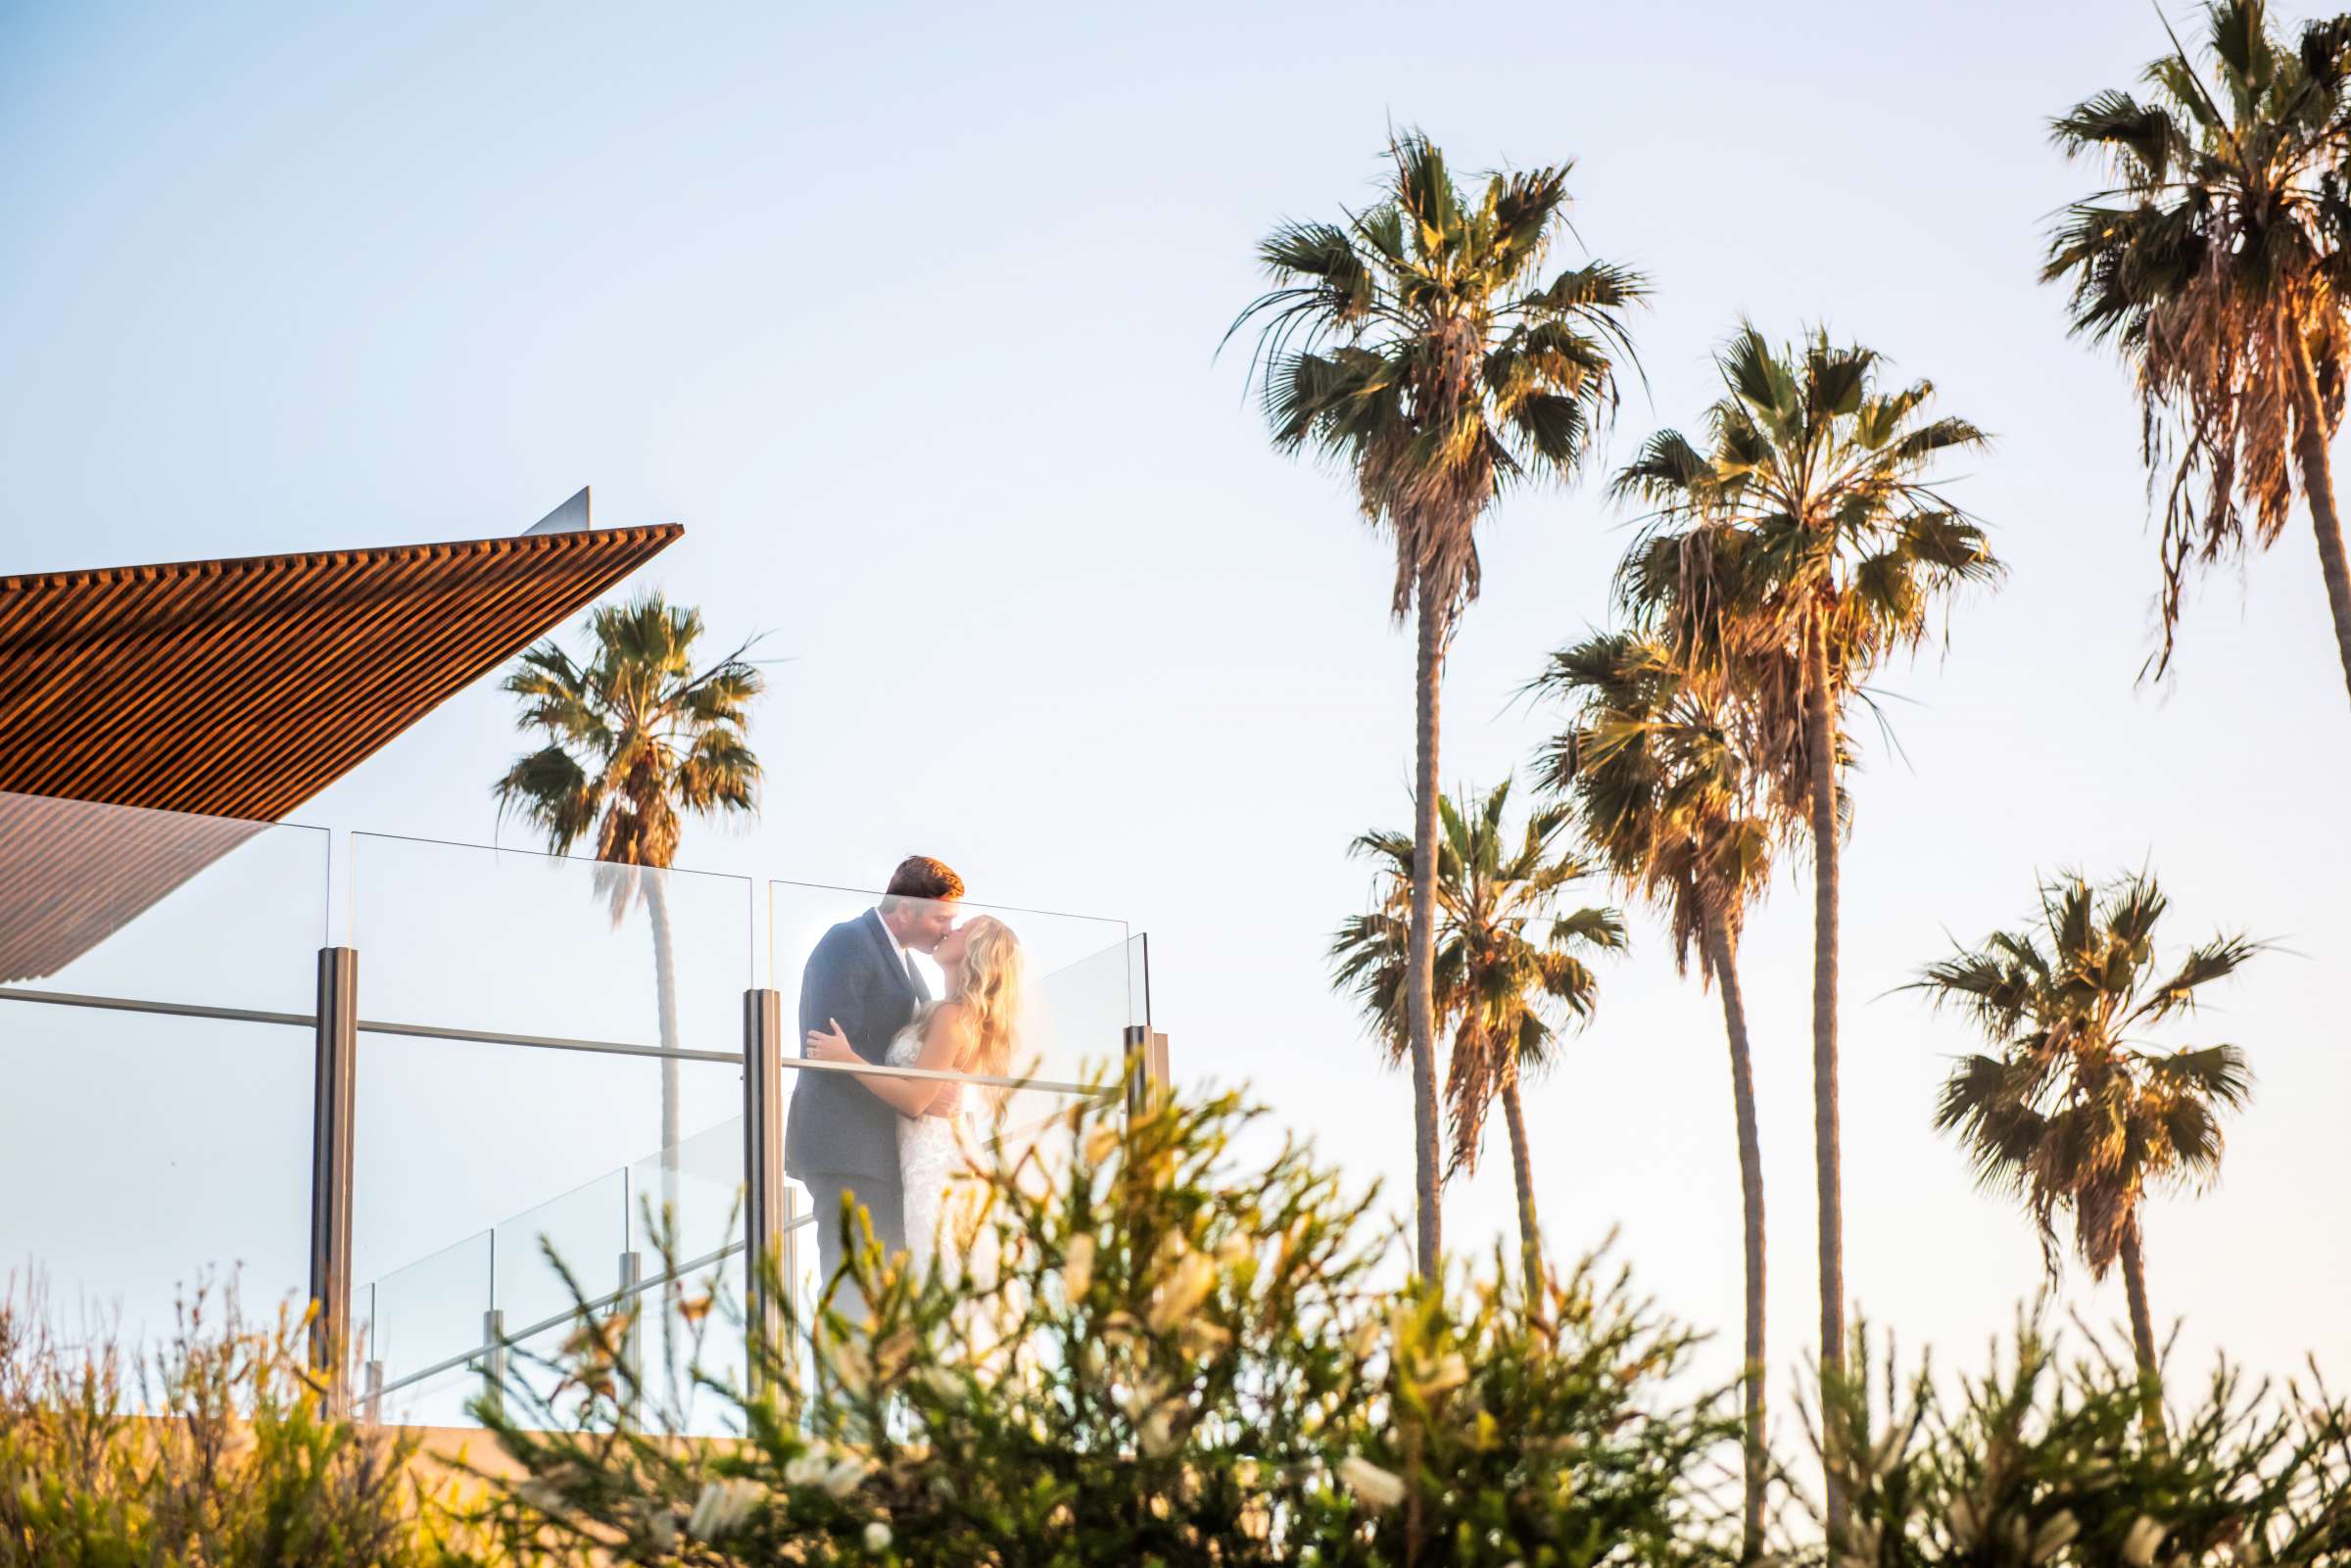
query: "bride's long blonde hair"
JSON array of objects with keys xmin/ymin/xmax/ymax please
[{"xmin": 929, "ymin": 915, "xmax": 1027, "ymax": 1104}]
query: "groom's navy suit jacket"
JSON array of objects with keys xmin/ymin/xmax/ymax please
[{"xmin": 783, "ymin": 909, "xmax": 924, "ymax": 1189}]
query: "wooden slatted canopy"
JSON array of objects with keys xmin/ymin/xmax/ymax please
[{"xmin": 0, "ymin": 522, "xmax": 681, "ymax": 982}]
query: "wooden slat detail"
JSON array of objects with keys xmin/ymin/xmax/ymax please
[{"xmin": 0, "ymin": 525, "xmax": 680, "ymax": 981}]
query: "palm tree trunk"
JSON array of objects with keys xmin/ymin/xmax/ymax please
[
  {"xmin": 1500, "ymin": 1065, "xmax": 1542, "ymax": 1306},
  {"xmin": 1802, "ymin": 621, "xmax": 1847, "ymax": 1542},
  {"xmin": 2288, "ymin": 333, "xmax": 2351, "ymax": 710},
  {"xmin": 2120, "ymin": 1214, "xmax": 2158, "ymax": 1379},
  {"xmin": 1703, "ymin": 912, "xmax": 1767, "ymax": 1560},
  {"xmin": 645, "ymin": 870, "xmax": 683, "ymax": 1377},
  {"xmin": 1406, "ymin": 587, "xmax": 1446, "ymax": 1279}
]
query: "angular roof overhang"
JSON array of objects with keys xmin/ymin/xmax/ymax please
[{"xmin": 0, "ymin": 518, "xmax": 681, "ymax": 981}]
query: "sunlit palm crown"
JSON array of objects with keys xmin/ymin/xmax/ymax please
[
  {"xmin": 1330, "ymin": 779, "xmax": 1624, "ymax": 1176},
  {"xmin": 2045, "ymin": 0, "xmax": 2351, "ymax": 667},
  {"xmin": 1612, "ymin": 324, "xmax": 1998, "ymax": 801},
  {"xmin": 494, "ymin": 594, "xmax": 764, "ymax": 906},
  {"xmin": 1527, "ymin": 632, "xmax": 1773, "ymax": 975},
  {"xmin": 1910, "ymin": 871, "xmax": 2259, "ymax": 1280},
  {"xmin": 1230, "ymin": 131, "xmax": 1645, "ymax": 620}
]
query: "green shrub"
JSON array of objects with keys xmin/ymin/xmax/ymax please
[
  {"xmin": 473, "ymin": 1086, "xmax": 1743, "ymax": 1567},
  {"xmin": 0, "ymin": 1281, "xmax": 487, "ymax": 1567},
  {"xmin": 1816, "ymin": 1320, "xmax": 2351, "ymax": 1568}
]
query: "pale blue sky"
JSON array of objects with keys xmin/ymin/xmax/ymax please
[{"xmin": 4, "ymin": 0, "xmax": 2345, "ymax": 1404}]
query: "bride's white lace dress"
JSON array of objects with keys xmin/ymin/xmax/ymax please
[{"xmin": 888, "ymin": 1024, "xmax": 970, "ymax": 1273}]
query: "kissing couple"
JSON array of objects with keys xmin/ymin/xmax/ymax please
[{"xmin": 782, "ymin": 855, "xmax": 1028, "ymax": 1293}]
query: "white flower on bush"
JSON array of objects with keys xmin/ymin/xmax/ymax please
[
  {"xmin": 687, "ymin": 1477, "xmax": 767, "ymax": 1541},
  {"xmin": 863, "ymin": 1520, "xmax": 893, "ymax": 1553},
  {"xmin": 646, "ymin": 1507, "xmax": 678, "ymax": 1552},
  {"xmin": 1336, "ymin": 1455, "xmax": 1406, "ymax": 1510},
  {"xmin": 785, "ymin": 1451, "xmax": 830, "ymax": 1487},
  {"xmin": 2124, "ymin": 1516, "xmax": 2170, "ymax": 1568},
  {"xmin": 822, "ymin": 1455, "xmax": 875, "ymax": 1499}
]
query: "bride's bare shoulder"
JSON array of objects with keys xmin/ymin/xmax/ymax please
[{"xmin": 922, "ymin": 998, "xmax": 973, "ymax": 1036}]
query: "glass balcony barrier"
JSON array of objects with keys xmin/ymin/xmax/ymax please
[
  {"xmin": 354, "ymin": 889, "xmax": 1146, "ymax": 1433},
  {"xmin": 0, "ymin": 788, "xmax": 328, "ymax": 1350},
  {"xmin": 0, "ymin": 791, "xmax": 1155, "ymax": 1433}
]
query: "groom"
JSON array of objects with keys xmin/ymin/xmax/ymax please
[{"xmin": 784, "ymin": 854, "xmax": 964, "ymax": 1295}]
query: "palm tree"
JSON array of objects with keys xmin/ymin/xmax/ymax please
[
  {"xmin": 1329, "ymin": 779, "xmax": 1625, "ymax": 1302},
  {"xmin": 1528, "ymin": 630, "xmax": 1776, "ymax": 1554},
  {"xmin": 1907, "ymin": 870, "xmax": 2260, "ymax": 1377},
  {"xmin": 1232, "ymin": 130, "xmax": 1644, "ymax": 1276},
  {"xmin": 494, "ymin": 593, "xmax": 765, "ymax": 1194},
  {"xmin": 2045, "ymin": 0, "xmax": 2351, "ymax": 691},
  {"xmin": 1614, "ymin": 324, "xmax": 1998, "ymax": 1530}
]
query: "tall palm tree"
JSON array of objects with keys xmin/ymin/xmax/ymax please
[
  {"xmin": 1233, "ymin": 130, "xmax": 1644, "ymax": 1276},
  {"xmin": 1615, "ymin": 324, "xmax": 1998, "ymax": 1530},
  {"xmin": 494, "ymin": 593, "xmax": 765, "ymax": 1190},
  {"xmin": 1528, "ymin": 630, "xmax": 1776, "ymax": 1554},
  {"xmin": 1330, "ymin": 779, "xmax": 1625, "ymax": 1301},
  {"xmin": 1907, "ymin": 870, "xmax": 2260, "ymax": 1377},
  {"xmin": 2045, "ymin": 0, "xmax": 2351, "ymax": 691}
]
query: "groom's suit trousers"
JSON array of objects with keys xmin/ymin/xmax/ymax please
[{"xmin": 804, "ymin": 1172, "xmax": 907, "ymax": 1314}]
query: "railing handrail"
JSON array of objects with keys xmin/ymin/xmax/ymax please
[{"xmin": 0, "ymin": 984, "xmax": 1110, "ymax": 1094}]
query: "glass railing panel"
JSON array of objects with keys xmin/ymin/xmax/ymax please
[
  {"xmin": 351, "ymin": 1042, "xmax": 741, "ymax": 1423},
  {"xmin": 367, "ymin": 1227, "xmax": 491, "ymax": 1428},
  {"xmin": 348, "ymin": 833, "xmax": 752, "ymax": 1427},
  {"xmin": 494, "ymin": 1168, "xmax": 628, "ymax": 1345},
  {"xmin": 629, "ymin": 1115, "xmax": 746, "ymax": 1430},
  {"xmin": 763, "ymin": 882, "xmax": 1129, "ymax": 1317},
  {"xmin": 0, "ymin": 1007, "xmax": 312, "ymax": 1354},
  {"xmin": 351, "ymin": 832, "xmax": 752, "ymax": 1064},
  {"xmin": 766, "ymin": 878, "xmax": 1127, "ymax": 1102},
  {"xmin": 0, "ymin": 788, "xmax": 327, "ymax": 1013},
  {"xmin": 0, "ymin": 791, "xmax": 327, "ymax": 1353},
  {"xmin": 487, "ymin": 1168, "xmax": 628, "ymax": 1426},
  {"xmin": 626, "ymin": 1114, "xmax": 744, "ymax": 1280}
]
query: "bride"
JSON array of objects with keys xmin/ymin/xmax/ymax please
[{"xmin": 804, "ymin": 915, "xmax": 1027, "ymax": 1273}]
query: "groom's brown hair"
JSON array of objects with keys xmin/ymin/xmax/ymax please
[{"xmin": 882, "ymin": 855, "xmax": 964, "ymax": 907}]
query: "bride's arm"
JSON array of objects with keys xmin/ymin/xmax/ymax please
[{"xmin": 802, "ymin": 1017, "xmax": 943, "ymax": 1117}]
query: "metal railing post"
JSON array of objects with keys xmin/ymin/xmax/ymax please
[
  {"xmin": 617, "ymin": 1250, "xmax": 644, "ymax": 1414},
  {"xmin": 1123, "ymin": 932, "xmax": 1163, "ymax": 1118},
  {"xmin": 308, "ymin": 946, "xmax": 358, "ymax": 1414},
  {"xmin": 1124, "ymin": 1027, "xmax": 1169, "ymax": 1118},
  {"xmin": 743, "ymin": 987, "xmax": 787, "ymax": 1389},
  {"xmin": 481, "ymin": 1308, "xmax": 506, "ymax": 1418}
]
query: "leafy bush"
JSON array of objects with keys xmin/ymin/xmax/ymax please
[
  {"xmin": 1816, "ymin": 1321, "xmax": 2351, "ymax": 1568},
  {"xmin": 473, "ymin": 1086, "xmax": 1742, "ymax": 1567},
  {"xmin": 0, "ymin": 1280, "xmax": 485, "ymax": 1567}
]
